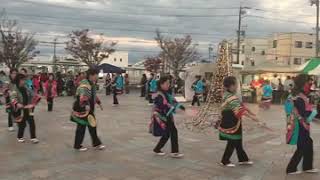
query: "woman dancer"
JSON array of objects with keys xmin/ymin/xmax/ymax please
[
  {"xmin": 219, "ymin": 76, "xmax": 261, "ymax": 167},
  {"xmin": 105, "ymin": 74, "xmax": 112, "ymax": 96},
  {"xmin": 112, "ymin": 73, "xmax": 124, "ymax": 106},
  {"xmin": 43, "ymin": 73, "xmax": 57, "ymax": 112},
  {"xmin": 11, "ymin": 74, "xmax": 40, "ymax": 143},
  {"xmin": 148, "ymin": 73, "xmax": 157, "ymax": 105},
  {"xmin": 285, "ymin": 74, "xmax": 318, "ymax": 174},
  {"xmin": 4, "ymin": 69, "xmax": 18, "ymax": 131},
  {"xmin": 151, "ymin": 76, "xmax": 185, "ymax": 158},
  {"xmin": 191, "ymin": 75, "xmax": 204, "ymax": 106},
  {"xmin": 260, "ymin": 80, "xmax": 273, "ymax": 110}
]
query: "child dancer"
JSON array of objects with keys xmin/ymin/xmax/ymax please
[
  {"xmin": 191, "ymin": 75, "xmax": 204, "ymax": 106},
  {"xmin": 71, "ymin": 68, "xmax": 105, "ymax": 152},
  {"xmin": 219, "ymin": 76, "xmax": 261, "ymax": 167},
  {"xmin": 260, "ymin": 80, "xmax": 273, "ymax": 110},
  {"xmin": 151, "ymin": 76, "xmax": 185, "ymax": 158},
  {"xmin": 285, "ymin": 74, "xmax": 318, "ymax": 174},
  {"xmin": 43, "ymin": 73, "xmax": 57, "ymax": 112}
]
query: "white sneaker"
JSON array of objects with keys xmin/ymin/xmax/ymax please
[
  {"xmin": 77, "ymin": 147, "xmax": 88, "ymax": 152},
  {"xmin": 170, "ymin": 153, "xmax": 184, "ymax": 158},
  {"xmin": 287, "ymin": 171, "xmax": 303, "ymax": 175},
  {"xmin": 239, "ymin": 161, "xmax": 254, "ymax": 165},
  {"xmin": 305, "ymin": 169, "xmax": 319, "ymax": 173},
  {"xmin": 30, "ymin": 138, "xmax": 39, "ymax": 144},
  {"xmin": 8, "ymin": 127, "xmax": 15, "ymax": 132},
  {"xmin": 154, "ymin": 151, "xmax": 166, "ymax": 156},
  {"xmin": 148, "ymin": 103, "xmax": 154, "ymax": 106},
  {"xmin": 220, "ymin": 162, "xmax": 236, "ymax": 167},
  {"xmin": 95, "ymin": 145, "xmax": 106, "ymax": 150},
  {"xmin": 17, "ymin": 138, "xmax": 25, "ymax": 143}
]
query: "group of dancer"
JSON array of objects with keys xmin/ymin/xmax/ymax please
[{"xmin": 1, "ymin": 67, "xmax": 319, "ymax": 174}]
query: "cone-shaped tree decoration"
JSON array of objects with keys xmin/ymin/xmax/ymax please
[{"xmin": 186, "ymin": 40, "xmax": 233, "ymax": 132}]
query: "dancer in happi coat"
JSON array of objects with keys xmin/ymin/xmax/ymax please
[
  {"xmin": 285, "ymin": 74, "xmax": 318, "ymax": 175},
  {"xmin": 260, "ymin": 80, "xmax": 273, "ymax": 110},
  {"xmin": 3, "ymin": 69, "xmax": 17, "ymax": 131},
  {"xmin": 11, "ymin": 74, "xmax": 41, "ymax": 143},
  {"xmin": 191, "ymin": 75, "xmax": 204, "ymax": 106},
  {"xmin": 148, "ymin": 73, "xmax": 157, "ymax": 105},
  {"xmin": 112, "ymin": 73, "xmax": 124, "ymax": 106},
  {"xmin": 43, "ymin": 73, "xmax": 57, "ymax": 112},
  {"xmin": 70, "ymin": 68, "xmax": 105, "ymax": 152},
  {"xmin": 150, "ymin": 76, "xmax": 185, "ymax": 158},
  {"xmin": 219, "ymin": 76, "xmax": 262, "ymax": 167}
]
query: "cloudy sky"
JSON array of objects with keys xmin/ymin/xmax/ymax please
[{"xmin": 0, "ymin": 0, "xmax": 317, "ymax": 63}]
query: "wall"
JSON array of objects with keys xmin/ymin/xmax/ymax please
[{"xmin": 100, "ymin": 51, "xmax": 129, "ymax": 67}]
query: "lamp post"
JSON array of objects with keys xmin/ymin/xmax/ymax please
[{"xmin": 236, "ymin": 6, "xmax": 250, "ymax": 64}]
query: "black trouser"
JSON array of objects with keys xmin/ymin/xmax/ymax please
[
  {"xmin": 74, "ymin": 124, "xmax": 102, "ymax": 149},
  {"xmin": 191, "ymin": 94, "xmax": 200, "ymax": 106},
  {"xmin": 8, "ymin": 112, "xmax": 13, "ymax": 127},
  {"xmin": 113, "ymin": 90, "xmax": 119, "ymax": 105},
  {"xmin": 47, "ymin": 97, "xmax": 53, "ymax": 111},
  {"xmin": 154, "ymin": 118, "xmax": 179, "ymax": 153},
  {"xmin": 140, "ymin": 85, "xmax": 146, "ymax": 97},
  {"xmin": 221, "ymin": 139, "xmax": 249, "ymax": 165},
  {"xmin": 148, "ymin": 94, "xmax": 154, "ymax": 104},
  {"xmin": 17, "ymin": 115, "xmax": 36, "ymax": 139},
  {"xmin": 106, "ymin": 86, "xmax": 111, "ymax": 96},
  {"xmin": 286, "ymin": 136, "xmax": 313, "ymax": 173}
]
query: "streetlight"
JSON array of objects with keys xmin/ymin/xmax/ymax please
[{"xmin": 311, "ymin": 0, "xmax": 320, "ymax": 57}]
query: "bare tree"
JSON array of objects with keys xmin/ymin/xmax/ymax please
[
  {"xmin": 155, "ymin": 30, "xmax": 200, "ymax": 77},
  {"xmin": 65, "ymin": 29, "xmax": 117, "ymax": 68},
  {"xmin": 144, "ymin": 56, "xmax": 162, "ymax": 73},
  {"xmin": 0, "ymin": 10, "xmax": 39, "ymax": 69}
]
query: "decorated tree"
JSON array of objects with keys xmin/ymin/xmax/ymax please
[
  {"xmin": 0, "ymin": 10, "xmax": 39, "ymax": 69},
  {"xmin": 187, "ymin": 40, "xmax": 233, "ymax": 131},
  {"xmin": 155, "ymin": 30, "xmax": 200, "ymax": 77},
  {"xmin": 65, "ymin": 29, "xmax": 117, "ymax": 68},
  {"xmin": 144, "ymin": 56, "xmax": 162, "ymax": 73}
]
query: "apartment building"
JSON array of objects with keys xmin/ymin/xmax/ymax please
[{"xmin": 267, "ymin": 32, "xmax": 315, "ymax": 66}]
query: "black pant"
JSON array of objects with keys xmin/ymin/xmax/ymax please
[
  {"xmin": 47, "ymin": 97, "xmax": 53, "ymax": 111},
  {"xmin": 8, "ymin": 112, "xmax": 13, "ymax": 127},
  {"xmin": 191, "ymin": 94, "xmax": 200, "ymax": 106},
  {"xmin": 286, "ymin": 136, "xmax": 314, "ymax": 173},
  {"xmin": 154, "ymin": 118, "xmax": 179, "ymax": 153},
  {"xmin": 106, "ymin": 86, "xmax": 111, "ymax": 96},
  {"xmin": 221, "ymin": 139, "xmax": 249, "ymax": 164},
  {"xmin": 18, "ymin": 115, "xmax": 36, "ymax": 139},
  {"xmin": 140, "ymin": 85, "xmax": 146, "ymax": 97},
  {"xmin": 113, "ymin": 90, "xmax": 119, "ymax": 105},
  {"xmin": 148, "ymin": 94, "xmax": 154, "ymax": 104},
  {"xmin": 74, "ymin": 124, "xmax": 102, "ymax": 149}
]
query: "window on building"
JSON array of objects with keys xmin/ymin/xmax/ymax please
[
  {"xmin": 114, "ymin": 58, "xmax": 117, "ymax": 62},
  {"xmin": 295, "ymin": 41, "xmax": 303, "ymax": 48},
  {"xmin": 273, "ymin": 40, "xmax": 277, "ymax": 48},
  {"xmin": 306, "ymin": 42, "xmax": 313, "ymax": 49},
  {"xmin": 120, "ymin": 58, "xmax": 123, "ymax": 62},
  {"xmin": 251, "ymin": 47, "xmax": 255, "ymax": 52},
  {"xmin": 261, "ymin": 50, "xmax": 265, "ymax": 55},
  {"xmin": 294, "ymin": 58, "xmax": 302, "ymax": 65}
]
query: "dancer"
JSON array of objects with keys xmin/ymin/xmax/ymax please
[
  {"xmin": 4, "ymin": 69, "xmax": 17, "ymax": 131},
  {"xmin": 260, "ymin": 80, "xmax": 273, "ymax": 110},
  {"xmin": 150, "ymin": 76, "xmax": 185, "ymax": 158},
  {"xmin": 70, "ymin": 68, "xmax": 105, "ymax": 152},
  {"xmin": 43, "ymin": 73, "xmax": 57, "ymax": 112},
  {"xmin": 148, "ymin": 73, "xmax": 157, "ymax": 105},
  {"xmin": 112, "ymin": 73, "xmax": 124, "ymax": 106},
  {"xmin": 191, "ymin": 75, "xmax": 204, "ymax": 106},
  {"xmin": 219, "ymin": 76, "xmax": 261, "ymax": 167},
  {"xmin": 285, "ymin": 74, "xmax": 318, "ymax": 174},
  {"xmin": 11, "ymin": 73, "xmax": 40, "ymax": 143}
]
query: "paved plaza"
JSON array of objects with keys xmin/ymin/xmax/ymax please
[{"xmin": 0, "ymin": 92, "xmax": 320, "ymax": 180}]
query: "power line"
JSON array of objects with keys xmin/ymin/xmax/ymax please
[{"xmin": 247, "ymin": 15, "xmax": 314, "ymax": 25}]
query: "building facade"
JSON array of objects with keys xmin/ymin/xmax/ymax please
[
  {"xmin": 100, "ymin": 51, "xmax": 129, "ymax": 67},
  {"xmin": 267, "ymin": 32, "xmax": 315, "ymax": 66}
]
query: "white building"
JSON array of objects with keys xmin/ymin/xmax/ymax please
[{"xmin": 100, "ymin": 51, "xmax": 128, "ymax": 68}]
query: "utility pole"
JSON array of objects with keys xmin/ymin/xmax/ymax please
[
  {"xmin": 311, "ymin": 0, "xmax": 320, "ymax": 57},
  {"xmin": 236, "ymin": 6, "xmax": 242, "ymax": 65},
  {"xmin": 39, "ymin": 39, "xmax": 65, "ymax": 72}
]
